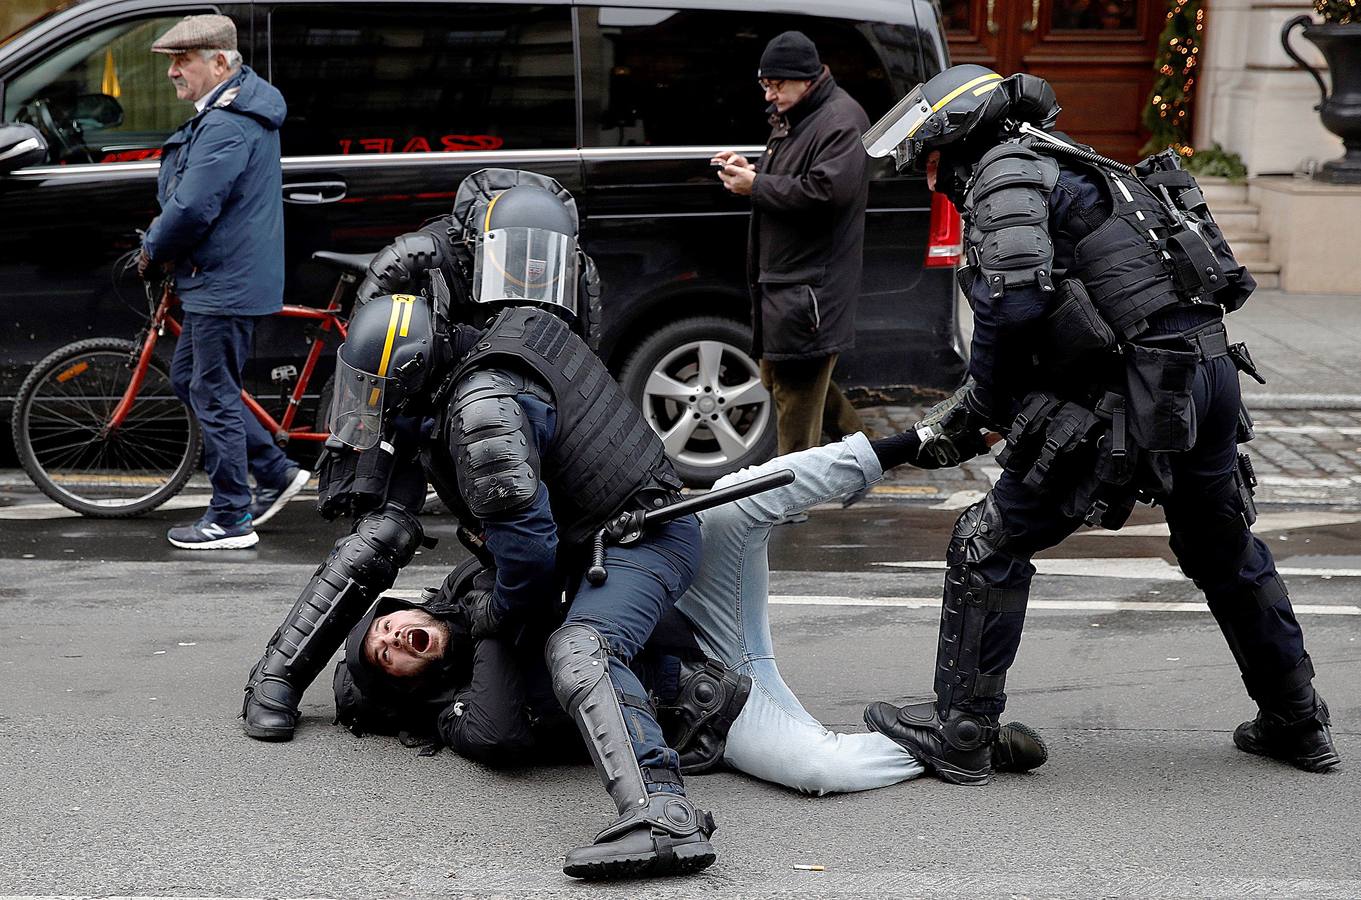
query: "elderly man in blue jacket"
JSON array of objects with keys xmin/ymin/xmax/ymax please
[{"xmin": 140, "ymin": 15, "xmax": 309, "ymax": 549}]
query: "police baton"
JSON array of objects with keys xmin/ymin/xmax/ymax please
[{"xmin": 585, "ymin": 468, "xmax": 796, "ymax": 585}]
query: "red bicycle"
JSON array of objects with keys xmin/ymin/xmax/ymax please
[{"xmin": 10, "ymin": 251, "xmax": 371, "ymax": 517}]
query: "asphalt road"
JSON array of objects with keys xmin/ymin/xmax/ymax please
[{"xmin": 1, "ymin": 488, "xmax": 1358, "ymax": 898}]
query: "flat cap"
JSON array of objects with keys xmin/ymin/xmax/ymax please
[{"xmin": 151, "ymin": 15, "xmax": 238, "ymax": 54}]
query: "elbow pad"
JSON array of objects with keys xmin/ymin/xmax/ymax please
[
  {"xmin": 450, "ymin": 370, "xmax": 541, "ymax": 518},
  {"xmin": 964, "ymin": 144, "xmax": 1060, "ymax": 300}
]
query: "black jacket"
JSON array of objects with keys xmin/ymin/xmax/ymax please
[
  {"xmin": 333, "ymin": 586, "xmax": 704, "ymax": 766},
  {"xmin": 748, "ymin": 71, "xmax": 871, "ymax": 362}
]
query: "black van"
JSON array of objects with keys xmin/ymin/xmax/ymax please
[{"xmin": 0, "ymin": 0, "xmax": 962, "ymax": 485}]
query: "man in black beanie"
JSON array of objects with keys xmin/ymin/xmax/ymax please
[{"xmin": 713, "ymin": 30, "xmax": 870, "ymax": 468}]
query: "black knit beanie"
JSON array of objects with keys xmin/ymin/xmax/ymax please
[{"xmin": 758, "ymin": 31, "xmax": 822, "ymax": 81}]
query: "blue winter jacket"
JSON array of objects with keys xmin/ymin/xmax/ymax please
[{"xmin": 143, "ymin": 66, "xmax": 286, "ymax": 316}]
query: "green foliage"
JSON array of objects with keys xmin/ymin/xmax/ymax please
[
  {"xmin": 1184, "ymin": 143, "xmax": 1248, "ymax": 181},
  {"xmin": 1141, "ymin": 0, "xmax": 1203, "ymax": 155},
  {"xmin": 1314, "ymin": 0, "xmax": 1358, "ymax": 25}
]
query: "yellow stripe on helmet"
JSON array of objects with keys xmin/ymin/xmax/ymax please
[
  {"xmin": 930, "ymin": 72, "xmax": 1003, "ymax": 114},
  {"xmin": 904, "ymin": 72, "xmax": 1004, "ymax": 141},
  {"xmin": 483, "ymin": 191, "xmax": 504, "ymax": 234},
  {"xmin": 376, "ymin": 295, "xmax": 414, "ymax": 378}
]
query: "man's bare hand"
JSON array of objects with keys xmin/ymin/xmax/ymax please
[
  {"xmin": 717, "ymin": 164, "xmax": 756, "ymax": 196},
  {"xmin": 710, "ymin": 150, "xmax": 752, "ymax": 170},
  {"xmin": 712, "ymin": 150, "xmax": 756, "ymax": 196}
]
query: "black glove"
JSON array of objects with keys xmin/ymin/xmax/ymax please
[
  {"xmin": 462, "ymin": 570, "xmax": 504, "ymax": 640},
  {"xmin": 911, "ymin": 379, "xmax": 993, "ymax": 470}
]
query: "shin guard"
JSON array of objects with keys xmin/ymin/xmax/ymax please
[{"xmin": 242, "ymin": 502, "xmax": 423, "ymax": 740}]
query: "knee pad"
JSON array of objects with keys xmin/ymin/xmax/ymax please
[
  {"xmin": 546, "ymin": 623, "xmax": 611, "ymax": 714},
  {"xmin": 657, "ymin": 658, "xmax": 752, "ymax": 775},
  {"xmin": 350, "ymin": 502, "xmax": 423, "ymax": 566},
  {"xmin": 948, "ymin": 494, "xmax": 1015, "ymax": 569}
]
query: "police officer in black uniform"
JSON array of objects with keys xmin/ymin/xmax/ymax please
[
  {"xmin": 857, "ymin": 65, "xmax": 1340, "ymax": 785},
  {"xmin": 243, "ymin": 178, "xmax": 716, "ymax": 879}
]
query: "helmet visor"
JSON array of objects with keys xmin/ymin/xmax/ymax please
[
  {"xmin": 473, "ymin": 227, "xmax": 579, "ymax": 317},
  {"xmin": 863, "ymin": 85, "xmax": 931, "ymax": 164},
  {"xmin": 330, "ymin": 352, "xmax": 391, "ymax": 450}
]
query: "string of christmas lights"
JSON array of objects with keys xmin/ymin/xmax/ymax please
[
  {"xmin": 1313, "ymin": 1, "xmax": 1358, "ymax": 26},
  {"xmin": 1141, "ymin": 0, "xmax": 1203, "ymax": 155}
]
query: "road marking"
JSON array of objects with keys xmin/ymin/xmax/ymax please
[
  {"xmin": 0, "ymin": 493, "xmax": 215, "ymax": 520},
  {"xmin": 1079, "ymin": 510, "xmax": 1361, "ymax": 537},
  {"xmin": 929, "ymin": 490, "xmax": 986, "ymax": 510},
  {"xmin": 868, "ymin": 484, "xmax": 938, "ymax": 496},
  {"xmin": 764, "ymin": 594, "xmax": 1360, "ymax": 615},
  {"xmin": 0, "ymin": 493, "xmax": 312, "ymax": 521},
  {"xmin": 387, "ymin": 587, "xmax": 1359, "ymax": 615},
  {"xmin": 1253, "ymin": 424, "xmax": 1361, "ymax": 435},
  {"xmin": 876, "ymin": 557, "xmax": 1361, "ymax": 579},
  {"xmin": 1259, "ymin": 474, "xmax": 1361, "ymax": 487}
]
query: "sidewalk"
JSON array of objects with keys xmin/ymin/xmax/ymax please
[{"xmin": 857, "ymin": 290, "xmax": 1361, "ymax": 508}]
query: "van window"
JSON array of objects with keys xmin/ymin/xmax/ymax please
[
  {"xmin": 2, "ymin": 15, "xmax": 195, "ymax": 164},
  {"xmin": 269, "ymin": 5, "xmax": 576, "ymax": 157},
  {"xmin": 578, "ymin": 8, "xmax": 930, "ymax": 147}
]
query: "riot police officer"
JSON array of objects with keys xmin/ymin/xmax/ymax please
[
  {"xmin": 242, "ymin": 175, "xmax": 717, "ymax": 879},
  {"xmin": 858, "ymin": 65, "xmax": 1339, "ymax": 784}
]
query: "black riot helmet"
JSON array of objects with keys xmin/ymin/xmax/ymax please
[
  {"xmin": 864, "ymin": 65, "xmax": 1060, "ymax": 174},
  {"xmin": 330, "ymin": 293, "xmax": 440, "ymax": 450},
  {"xmin": 471, "ymin": 184, "xmax": 581, "ymax": 321}
]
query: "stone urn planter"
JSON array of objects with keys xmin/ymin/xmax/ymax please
[{"xmin": 1282, "ymin": 15, "xmax": 1361, "ymax": 183}]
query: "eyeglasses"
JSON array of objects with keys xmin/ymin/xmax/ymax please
[{"xmin": 757, "ymin": 78, "xmax": 787, "ymax": 92}]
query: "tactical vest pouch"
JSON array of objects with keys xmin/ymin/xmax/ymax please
[
  {"xmin": 1137, "ymin": 161, "xmax": 1210, "ymax": 217},
  {"xmin": 1163, "ymin": 227, "xmax": 1226, "ymax": 299},
  {"xmin": 997, "ymin": 391, "xmax": 1062, "ymax": 473},
  {"xmin": 1124, "ymin": 341, "xmax": 1198, "ymax": 452},
  {"xmin": 1022, "ymin": 402, "xmax": 1101, "ymax": 493},
  {"xmin": 317, "ymin": 445, "xmax": 358, "ymax": 520},
  {"xmin": 1047, "ymin": 279, "xmax": 1116, "ymax": 364},
  {"xmin": 317, "ymin": 441, "xmax": 396, "ymax": 520}
]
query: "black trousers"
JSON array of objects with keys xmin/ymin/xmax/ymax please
[{"xmin": 955, "ymin": 354, "xmax": 1308, "ymax": 716}]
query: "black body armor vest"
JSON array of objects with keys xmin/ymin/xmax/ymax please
[
  {"xmin": 450, "ymin": 306, "xmax": 681, "ymax": 545},
  {"xmin": 1066, "ymin": 163, "xmax": 1214, "ymax": 341}
]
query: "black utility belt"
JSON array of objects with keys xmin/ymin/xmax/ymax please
[{"xmin": 1133, "ymin": 320, "xmax": 1229, "ymax": 362}]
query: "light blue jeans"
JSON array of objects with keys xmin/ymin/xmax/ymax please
[{"xmin": 676, "ymin": 434, "xmax": 925, "ymax": 795}]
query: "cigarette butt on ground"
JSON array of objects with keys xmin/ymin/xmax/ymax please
[{"xmin": 793, "ymin": 864, "xmax": 825, "ymax": 871}]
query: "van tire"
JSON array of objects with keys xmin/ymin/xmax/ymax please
[{"xmin": 618, "ymin": 316, "xmax": 775, "ymax": 487}]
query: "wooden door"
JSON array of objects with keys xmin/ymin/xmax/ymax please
[{"xmin": 939, "ymin": 0, "xmax": 1167, "ymax": 161}]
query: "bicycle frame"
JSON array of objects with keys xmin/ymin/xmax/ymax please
[{"xmin": 107, "ymin": 281, "xmax": 350, "ymax": 444}]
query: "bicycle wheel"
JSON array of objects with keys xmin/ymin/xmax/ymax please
[{"xmin": 12, "ymin": 338, "xmax": 202, "ymax": 517}]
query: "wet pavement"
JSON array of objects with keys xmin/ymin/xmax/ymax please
[{"xmin": 1, "ymin": 470, "xmax": 1359, "ymax": 897}]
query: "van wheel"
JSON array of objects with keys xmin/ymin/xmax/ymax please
[{"xmin": 618, "ymin": 317, "xmax": 775, "ymax": 487}]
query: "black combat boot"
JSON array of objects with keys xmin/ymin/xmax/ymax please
[
  {"xmin": 548, "ymin": 623, "xmax": 717, "ymax": 880},
  {"xmin": 993, "ymin": 720, "xmax": 1049, "ymax": 773},
  {"xmin": 563, "ymin": 792, "xmax": 718, "ymax": 880},
  {"xmin": 1234, "ymin": 686, "xmax": 1341, "ymax": 773},
  {"xmin": 242, "ymin": 646, "xmax": 303, "ymax": 740},
  {"xmin": 865, "ymin": 699, "xmax": 999, "ymax": 785}
]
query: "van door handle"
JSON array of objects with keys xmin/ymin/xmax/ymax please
[{"xmin": 283, "ymin": 180, "xmax": 347, "ymax": 204}]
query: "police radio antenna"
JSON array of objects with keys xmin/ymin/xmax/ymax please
[{"xmin": 1017, "ymin": 122, "xmax": 1136, "ymax": 175}]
